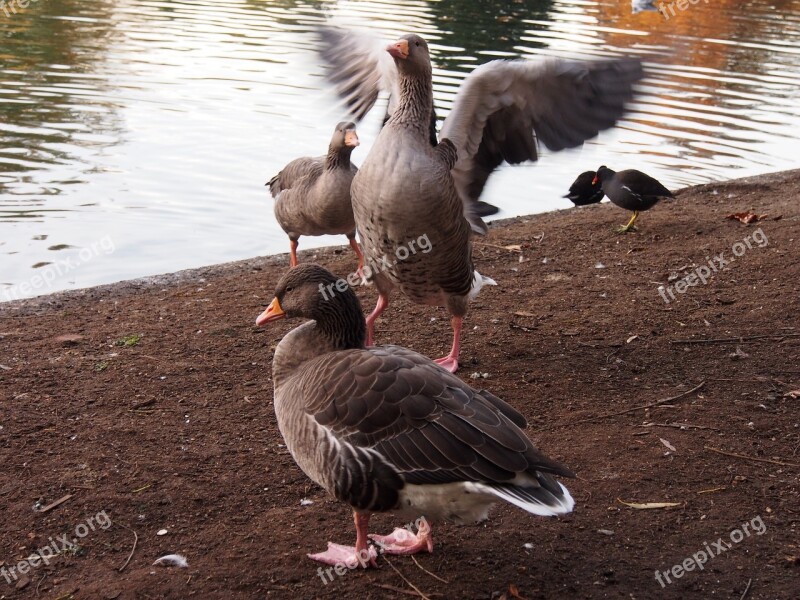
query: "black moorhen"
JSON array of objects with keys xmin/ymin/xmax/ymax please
[
  {"xmin": 564, "ymin": 171, "xmax": 604, "ymax": 206},
  {"xmin": 593, "ymin": 166, "xmax": 674, "ymax": 232}
]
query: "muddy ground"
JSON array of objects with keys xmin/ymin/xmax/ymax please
[{"xmin": 1, "ymin": 169, "xmax": 799, "ymax": 600}]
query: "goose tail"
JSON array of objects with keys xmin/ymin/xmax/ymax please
[
  {"xmin": 486, "ymin": 474, "xmax": 574, "ymax": 517},
  {"xmin": 467, "ymin": 270, "xmax": 497, "ymax": 301}
]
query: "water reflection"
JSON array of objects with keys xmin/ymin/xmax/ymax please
[{"xmin": 0, "ymin": 0, "xmax": 799, "ymax": 299}]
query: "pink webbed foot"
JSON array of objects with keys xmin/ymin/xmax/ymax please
[
  {"xmin": 369, "ymin": 520, "xmax": 433, "ymax": 555},
  {"xmin": 433, "ymin": 356, "xmax": 459, "ymax": 373},
  {"xmin": 307, "ymin": 542, "xmax": 378, "ymax": 568}
]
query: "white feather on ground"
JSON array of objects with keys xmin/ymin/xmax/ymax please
[{"xmin": 153, "ymin": 554, "xmax": 189, "ymax": 568}]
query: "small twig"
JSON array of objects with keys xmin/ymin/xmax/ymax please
[
  {"xmin": 646, "ymin": 422, "xmax": 720, "ymax": 431},
  {"xmin": 739, "ymin": 577, "xmax": 752, "ymax": 600},
  {"xmin": 372, "ymin": 583, "xmax": 442, "ymax": 597},
  {"xmin": 705, "ymin": 446, "xmax": 799, "ymax": 468},
  {"xmin": 117, "ymin": 524, "xmax": 139, "ymax": 572},
  {"xmin": 696, "ymin": 486, "xmax": 726, "ymax": 495},
  {"xmin": 35, "ymin": 573, "xmax": 47, "ymax": 597},
  {"xmin": 472, "ymin": 241, "xmax": 522, "ymax": 253},
  {"xmin": 383, "ymin": 556, "xmax": 432, "ymax": 600},
  {"xmin": 569, "ymin": 381, "xmax": 705, "ymax": 425},
  {"xmin": 671, "ymin": 334, "xmax": 800, "ymax": 345},
  {"xmin": 37, "ymin": 494, "xmax": 73, "ymax": 513},
  {"xmin": 410, "ymin": 555, "xmax": 448, "ymax": 583}
]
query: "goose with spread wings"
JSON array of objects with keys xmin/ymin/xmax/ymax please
[{"xmin": 320, "ymin": 31, "xmax": 643, "ymax": 372}]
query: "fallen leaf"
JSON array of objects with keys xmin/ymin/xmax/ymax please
[
  {"xmin": 784, "ymin": 390, "xmax": 800, "ymax": 399},
  {"xmin": 504, "ymin": 244, "xmax": 522, "ymax": 251},
  {"xmin": 513, "ymin": 311, "xmax": 536, "ymax": 317},
  {"xmin": 726, "ymin": 211, "xmax": 768, "ymax": 224},
  {"xmin": 660, "ymin": 438, "xmax": 677, "ymax": 452},
  {"xmin": 508, "ymin": 584, "xmax": 526, "ymax": 600},
  {"xmin": 617, "ymin": 498, "xmax": 681, "ymax": 509},
  {"xmin": 626, "ymin": 335, "xmax": 639, "ymax": 344}
]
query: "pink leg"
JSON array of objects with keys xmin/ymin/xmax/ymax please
[
  {"xmin": 365, "ymin": 293, "xmax": 389, "ymax": 347},
  {"xmin": 369, "ymin": 518, "xmax": 434, "ymax": 555},
  {"xmin": 307, "ymin": 511, "xmax": 378, "ymax": 568},
  {"xmin": 347, "ymin": 236, "xmax": 364, "ymax": 275},
  {"xmin": 434, "ymin": 316, "xmax": 462, "ymax": 373},
  {"xmin": 289, "ymin": 239, "xmax": 299, "ymax": 268}
]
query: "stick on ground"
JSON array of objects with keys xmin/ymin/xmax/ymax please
[
  {"xmin": 117, "ymin": 524, "xmax": 139, "ymax": 572},
  {"xmin": 569, "ymin": 381, "xmax": 706, "ymax": 425},
  {"xmin": 705, "ymin": 446, "xmax": 799, "ymax": 468}
]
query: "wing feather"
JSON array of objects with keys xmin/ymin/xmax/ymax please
[{"xmin": 440, "ymin": 58, "xmax": 643, "ymax": 218}]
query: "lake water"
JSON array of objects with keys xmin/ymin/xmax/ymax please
[{"xmin": 1, "ymin": 0, "xmax": 799, "ymax": 300}]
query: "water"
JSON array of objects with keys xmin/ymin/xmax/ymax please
[{"xmin": 1, "ymin": 0, "xmax": 799, "ymax": 300}]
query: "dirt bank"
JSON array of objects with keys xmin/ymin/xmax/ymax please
[{"xmin": 1, "ymin": 169, "xmax": 798, "ymax": 599}]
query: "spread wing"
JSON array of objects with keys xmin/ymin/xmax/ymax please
[
  {"xmin": 440, "ymin": 58, "xmax": 643, "ymax": 230},
  {"xmin": 317, "ymin": 26, "xmax": 398, "ymax": 121}
]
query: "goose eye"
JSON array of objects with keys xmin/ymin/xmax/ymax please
[
  {"xmin": 285, "ymin": 286, "xmax": 294, "ymax": 293},
  {"xmin": 415, "ymin": 41, "xmax": 420, "ymax": 47}
]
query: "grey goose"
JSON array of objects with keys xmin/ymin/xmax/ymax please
[
  {"xmin": 319, "ymin": 32, "xmax": 642, "ymax": 371},
  {"xmin": 255, "ymin": 264, "xmax": 575, "ymax": 568},
  {"xmin": 267, "ymin": 121, "xmax": 363, "ymax": 269}
]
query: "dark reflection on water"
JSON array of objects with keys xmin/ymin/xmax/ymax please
[{"xmin": 1, "ymin": 0, "xmax": 799, "ymax": 299}]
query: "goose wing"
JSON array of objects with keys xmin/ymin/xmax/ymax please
[{"xmin": 440, "ymin": 58, "xmax": 642, "ymax": 230}]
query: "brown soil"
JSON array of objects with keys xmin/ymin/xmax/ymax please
[{"xmin": 1, "ymin": 169, "xmax": 799, "ymax": 600}]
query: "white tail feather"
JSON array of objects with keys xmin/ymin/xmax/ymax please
[
  {"xmin": 483, "ymin": 482, "xmax": 575, "ymax": 517},
  {"xmin": 468, "ymin": 270, "xmax": 497, "ymax": 301}
]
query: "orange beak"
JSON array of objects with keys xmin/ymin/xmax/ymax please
[
  {"xmin": 591, "ymin": 175, "xmax": 599, "ymax": 185},
  {"xmin": 344, "ymin": 129, "xmax": 359, "ymax": 148},
  {"xmin": 386, "ymin": 39, "xmax": 409, "ymax": 60},
  {"xmin": 255, "ymin": 297, "xmax": 286, "ymax": 326}
]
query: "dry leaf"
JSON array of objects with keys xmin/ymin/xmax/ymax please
[
  {"xmin": 626, "ymin": 335, "xmax": 639, "ymax": 344},
  {"xmin": 784, "ymin": 390, "xmax": 800, "ymax": 399},
  {"xmin": 660, "ymin": 438, "xmax": 677, "ymax": 452},
  {"xmin": 508, "ymin": 584, "xmax": 526, "ymax": 600},
  {"xmin": 726, "ymin": 211, "xmax": 768, "ymax": 224},
  {"xmin": 618, "ymin": 498, "xmax": 681, "ymax": 509},
  {"xmin": 504, "ymin": 244, "xmax": 522, "ymax": 251},
  {"xmin": 514, "ymin": 311, "xmax": 536, "ymax": 317}
]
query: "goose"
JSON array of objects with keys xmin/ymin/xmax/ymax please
[
  {"xmin": 564, "ymin": 170, "xmax": 605, "ymax": 206},
  {"xmin": 593, "ymin": 166, "xmax": 674, "ymax": 232},
  {"xmin": 319, "ymin": 32, "xmax": 642, "ymax": 371},
  {"xmin": 318, "ymin": 27, "xmax": 500, "ymax": 219},
  {"xmin": 267, "ymin": 121, "xmax": 363, "ymax": 269},
  {"xmin": 255, "ymin": 264, "xmax": 575, "ymax": 568}
]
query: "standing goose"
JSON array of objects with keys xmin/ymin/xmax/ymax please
[
  {"xmin": 564, "ymin": 170, "xmax": 605, "ymax": 206},
  {"xmin": 318, "ymin": 27, "xmax": 499, "ymax": 218},
  {"xmin": 328, "ymin": 32, "xmax": 642, "ymax": 372},
  {"xmin": 592, "ymin": 166, "xmax": 674, "ymax": 232},
  {"xmin": 267, "ymin": 121, "xmax": 363, "ymax": 269},
  {"xmin": 255, "ymin": 264, "xmax": 575, "ymax": 568}
]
